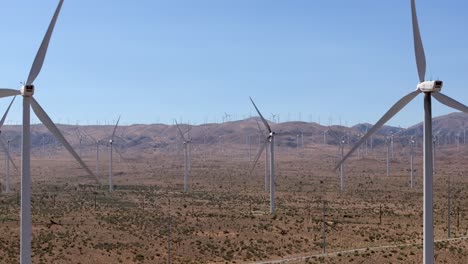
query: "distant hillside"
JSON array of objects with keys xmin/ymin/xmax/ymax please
[
  {"xmin": 405, "ymin": 112, "xmax": 468, "ymax": 137},
  {"xmin": 0, "ymin": 112, "xmax": 467, "ymax": 155}
]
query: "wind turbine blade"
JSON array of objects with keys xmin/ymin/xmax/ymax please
[
  {"xmin": 79, "ymin": 129, "xmax": 98, "ymax": 144},
  {"xmin": 0, "ymin": 138, "xmax": 18, "ymax": 173},
  {"xmin": 30, "ymin": 97, "xmax": 100, "ymax": 185},
  {"xmin": 250, "ymin": 137, "xmax": 269, "ymax": 174},
  {"xmin": 184, "ymin": 125, "xmax": 192, "ymax": 136},
  {"xmin": 174, "ymin": 120, "xmax": 186, "ymax": 141},
  {"xmin": 432, "ymin": 92, "xmax": 468, "ymax": 113},
  {"xmin": 26, "ymin": 0, "xmax": 64, "ymax": 85},
  {"xmin": 0, "ymin": 89, "xmax": 20, "ymax": 98},
  {"xmin": 114, "ymin": 145, "xmax": 126, "ymax": 161},
  {"xmin": 411, "ymin": 0, "xmax": 426, "ymax": 82},
  {"xmin": 250, "ymin": 97, "xmax": 271, "ymax": 133},
  {"xmin": 88, "ymin": 134, "xmax": 98, "ymax": 144},
  {"xmin": 255, "ymin": 119, "xmax": 263, "ymax": 134},
  {"xmin": 334, "ymin": 90, "xmax": 421, "ymax": 170},
  {"xmin": 0, "ymin": 96, "xmax": 16, "ymax": 127},
  {"xmin": 111, "ymin": 115, "xmax": 121, "ymax": 140},
  {"xmin": 27, "ymin": 0, "xmax": 65, "ymax": 85}
]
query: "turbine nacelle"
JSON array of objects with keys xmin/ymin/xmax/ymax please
[
  {"xmin": 417, "ymin": 80, "xmax": 443, "ymax": 92},
  {"xmin": 20, "ymin": 85, "xmax": 34, "ymax": 97}
]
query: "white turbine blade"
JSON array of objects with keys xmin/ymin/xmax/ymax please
[
  {"xmin": 411, "ymin": 0, "xmax": 426, "ymax": 82},
  {"xmin": 111, "ymin": 115, "xmax": 121, "ymax": 140},
  {"xmin": 334, "ymin": 90, "xmax": 421, "ymax": 170},
  {"xmin": 26, "ymin": 0, "xmax": 64, "ymax": 85},
  {"xmin": 250, "ymin": 137, "xmax": 269, "ymax": 174},
  {"xmin": 0, "ymin": 89, "xmax": 20, "ymax": 98},
  {"xmin": 0, "ymin": 96, "xmax": 16, "ymax": 127},
  {"xmin": 433, "ymin": 92, "xmax": 468, "ymax": 113},
  {"xmin": 0, "ymin": 138, "xmax": 18, "ymax": 173},
  {"xmin": 30, "ymin": 97, "xmax": 100, "ymax": 184},
  {"xmin": 174, "ymin": 120, "xmax": 186, "ymax": 141},
  {"xmin": 250, "ymin": 97, "xmax": 271, "ymax": 133}
]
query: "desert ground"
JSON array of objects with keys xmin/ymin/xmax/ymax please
[{"xmin": 0, "ymin": 130, "xmax": 467, "ymax": 264}]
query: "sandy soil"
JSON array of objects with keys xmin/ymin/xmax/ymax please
[{"xmin": 0, "ymin": 142, "xmax": 467, "ymax": 263}]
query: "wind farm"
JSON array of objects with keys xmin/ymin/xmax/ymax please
[{"xmin": 1, "ymin": 0, "xmax": 468, "ymax": 264}]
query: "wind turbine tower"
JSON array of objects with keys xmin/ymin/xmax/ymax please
[
  {"xmin": 249, "ymin": 97, "xmax": 276, "ymax": 214},
  {"xmin": 339, "ymin": 138, "xmax": 345, "ymax": 192}
]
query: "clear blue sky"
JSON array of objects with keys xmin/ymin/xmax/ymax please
[{"xmin": 0, "ymin": 0, "xmax": 467, "ymax": 127}]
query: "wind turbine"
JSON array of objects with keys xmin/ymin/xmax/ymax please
[
  {"xmin": 249, "ymin": 97, "xmax": 276, "ymax": 214},
  {"xmin": 339, "ymin": 138, "xmax": 345, "ymax": 192},
  {"xmin": 270, "ymin": 113, "xmax": 277, "ymax": 124},
  {"xmin": 390, "ymin": 133, "xmax": 395, "ymax": 159},
  {"xmin": 175, "ymin": 120, "xmax": 191, "ymax": 192},
  {"xmin": 108, "ymin": 116, "xmax": 121, "ymax": 192},
  {"xmin": 0, "ymin": 1, "xmax": 98, "ymax": 263},
  {"xmin": 255, "ymin": 119, "xmax": 269, "ymax": 192},
  {"xmin": 323, "ymin": 129, "xmax": 329, "ymax": 145},
  {"xmin": 463, "ymin": 128, "xmax": 466, "ymax": 144},
  {"xmin": 335, "ymin": 1, "xmax": 468, "ymax": 263},
  {"xmin": 0, "ymin": 96, "xmax": 20, "ymax": 193},
  {"xmin": 5, "ymin": 138, "xmax": 19, "ymax": 193},
  {"xmin": 223, "ymin": 112, "xmax": 231, "ymax": 123}
]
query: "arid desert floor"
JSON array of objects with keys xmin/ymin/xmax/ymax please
[{"xmin": 0, "ymin": 142, "xmax": 467, "ymax": 263}]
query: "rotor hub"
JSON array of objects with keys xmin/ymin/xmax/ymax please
[{"xmin": 20, "ymin": 85, "xmax": 34, "ymax": 97}]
